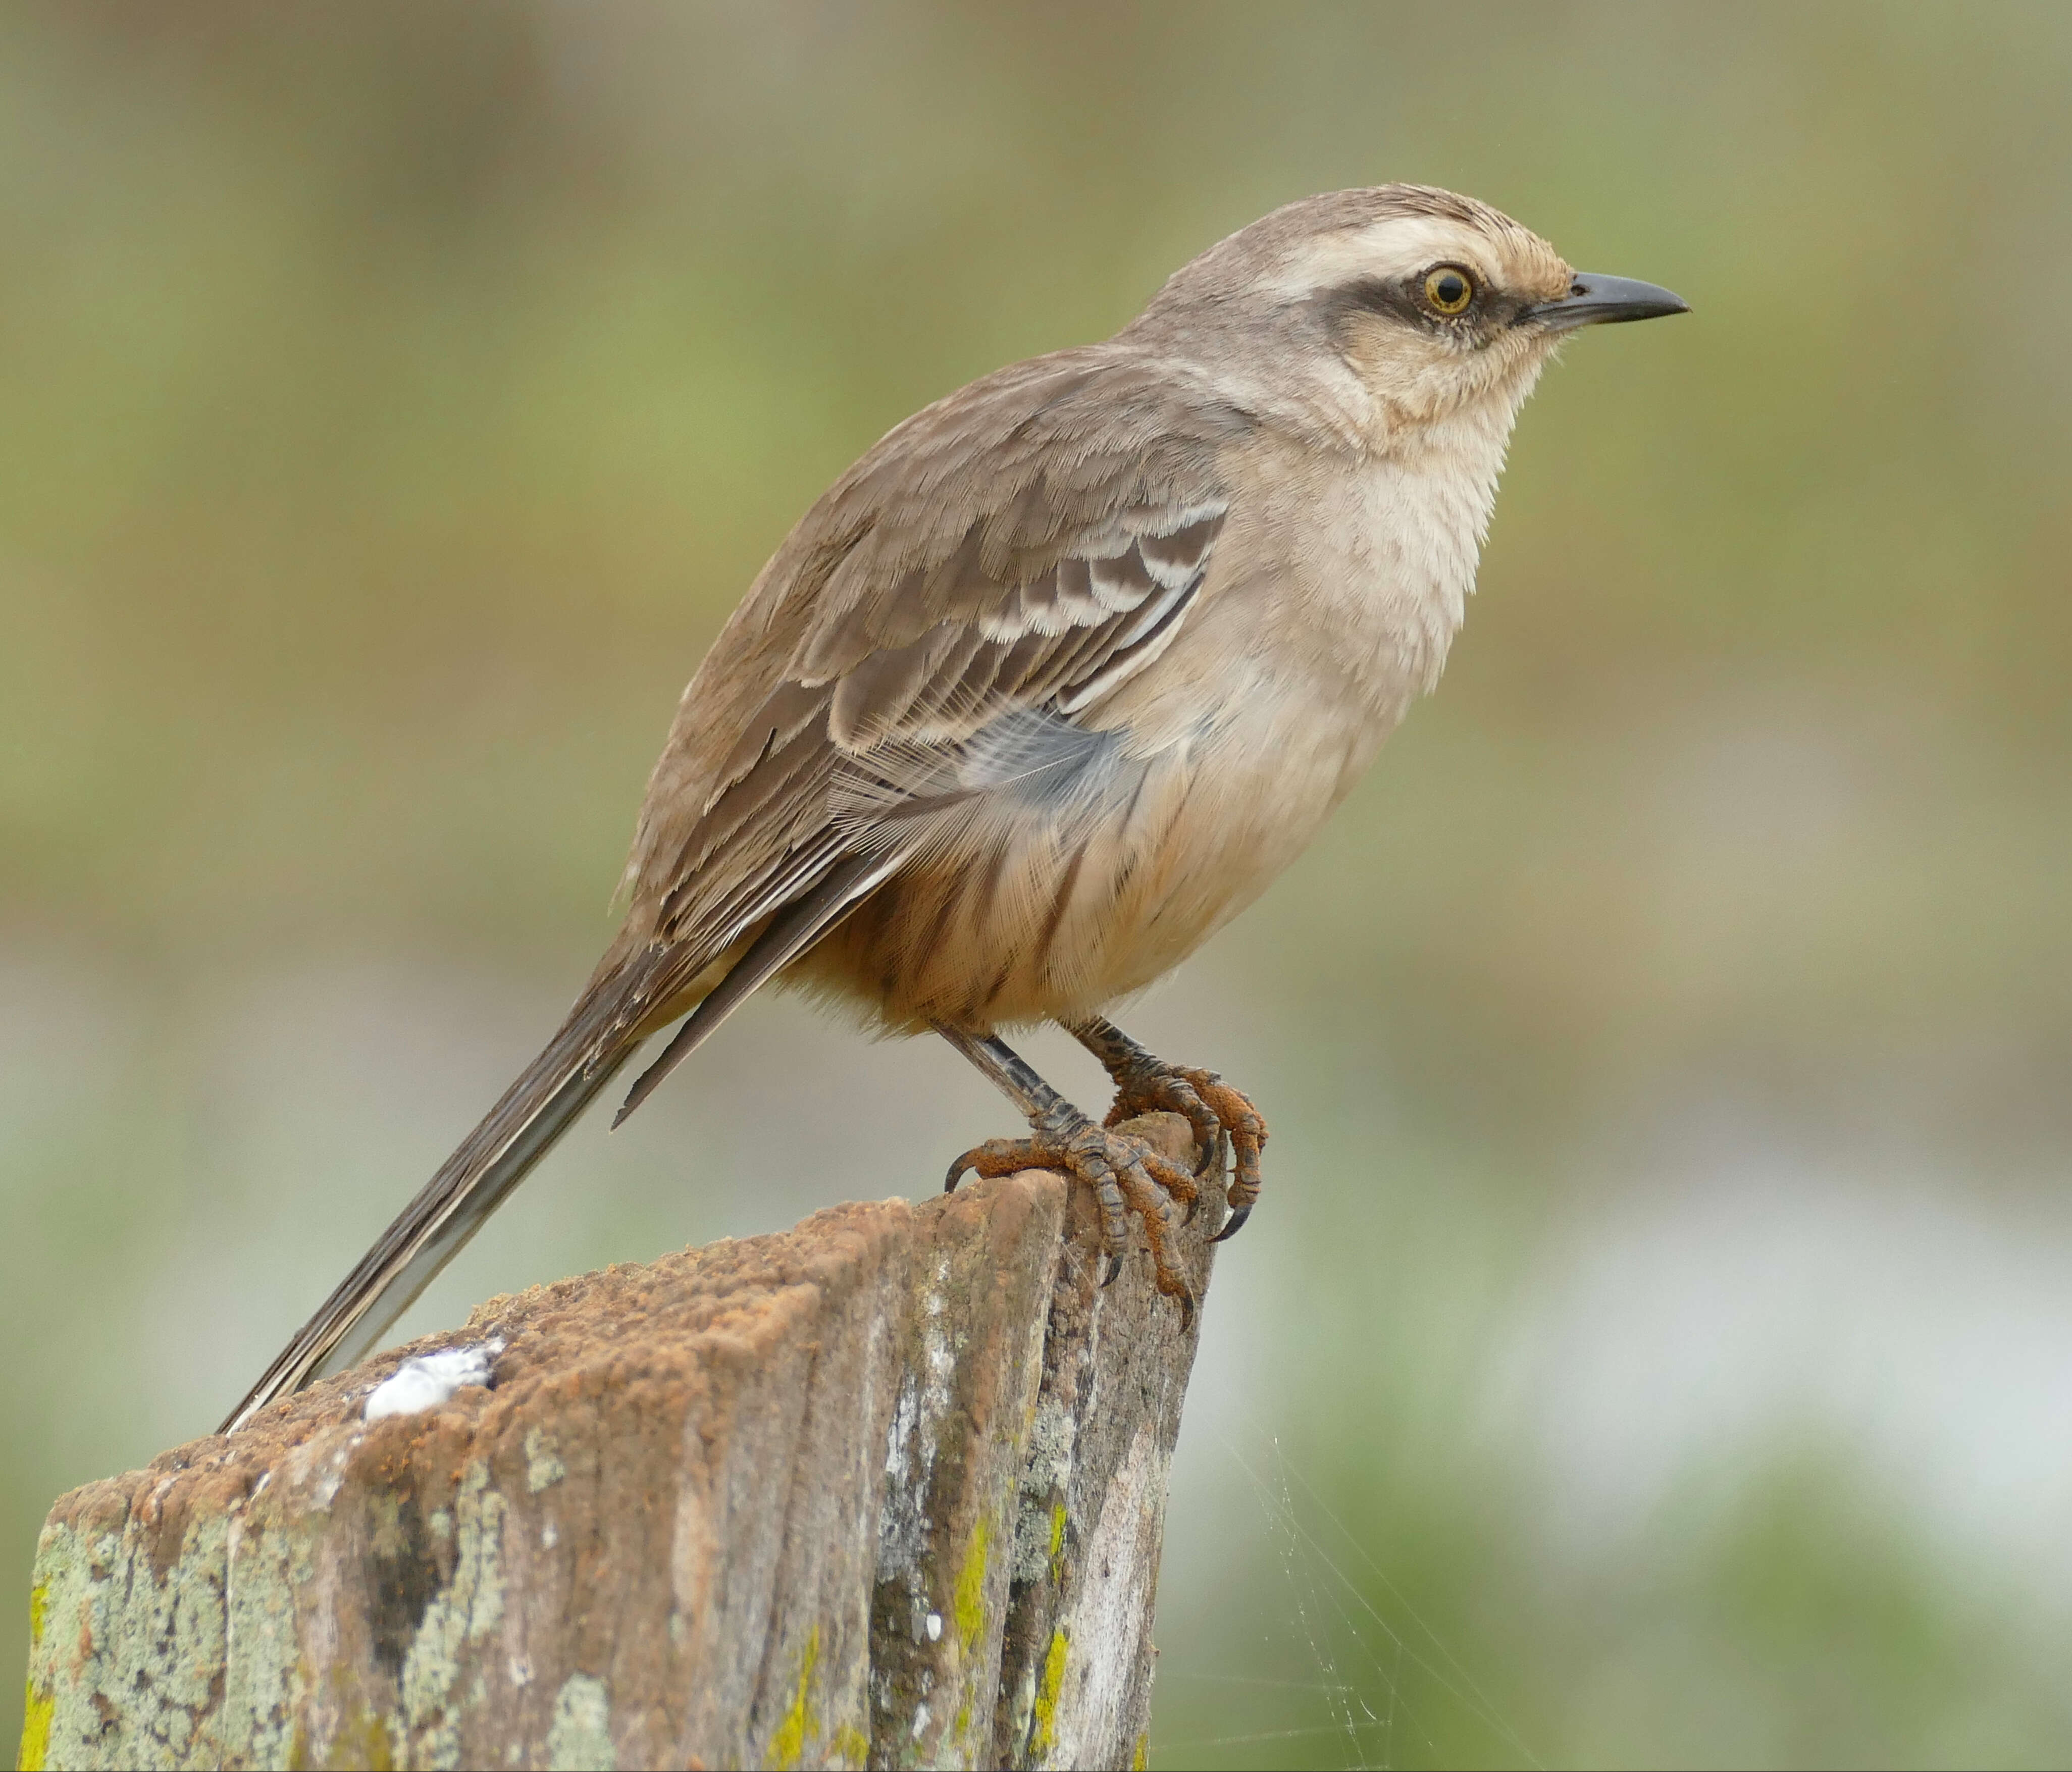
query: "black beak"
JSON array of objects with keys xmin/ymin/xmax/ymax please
[{"xmin": 1522, "ymin": 272, "xmax": 1690, "ymax": 332}]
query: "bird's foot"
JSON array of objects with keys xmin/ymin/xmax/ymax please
[
  {"xmin": 1072, "ymin": 1019, "xmax": 1267, "ymax": 1243},
  {"xmin": 945, "ymin": 1111, "xmax": 1199, "ymax": 1327},
  {"xmin": 1108, "ymin": 1064, "xmax": 1266, "ymax": 1242}
]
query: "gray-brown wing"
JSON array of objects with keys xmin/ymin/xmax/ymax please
[
  {"xmin": 602, "ymin": 349, "xmax": 1246, "ymax": 1113},
  {"xmin": 630, "ymin": 346, "xmax": 1246, "ymax": 965}
]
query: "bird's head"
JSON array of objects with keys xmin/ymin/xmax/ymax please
[{"xmin": 1127, "ymin": 185, "xmax": 1687, "ymax": 446}]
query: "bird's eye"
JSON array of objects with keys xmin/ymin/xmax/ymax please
[{"xmin": 1423, "ymin": 266, "xmax": 1476, "ymax": 315}]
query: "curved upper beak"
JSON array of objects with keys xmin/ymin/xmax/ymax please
[{"xmin": 1522, "ymin": 272, "xmax": 1690, "ymax": 332}]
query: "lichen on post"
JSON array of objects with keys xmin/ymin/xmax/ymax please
[{"xmin": 19, "ymin": 1113, "xmax": 1219, "ymax": 1771}]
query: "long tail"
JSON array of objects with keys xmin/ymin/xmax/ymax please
[
  {"xmin": 220, "ymin": 853, "xmax": 898, "ymax": 1435},
  {"xmin": 218, "ymin": 954, "xmax": 661, "ymax": 1434}
]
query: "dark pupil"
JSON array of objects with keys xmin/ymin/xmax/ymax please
[{"xmin": 1435, "ymin": 274, "xmax": 1467, "ymax": 307}]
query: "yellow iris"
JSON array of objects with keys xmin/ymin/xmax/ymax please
[{"xmin": 1424, "ymin": 266, "xmax": 1475, "ymax": 315}]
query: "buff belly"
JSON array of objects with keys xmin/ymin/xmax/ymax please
[{"xmin": 786, "ymin": 691, "xmax": 1379, "ymax": 1034}]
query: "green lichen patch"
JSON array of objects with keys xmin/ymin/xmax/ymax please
[
  {"xmin": 949, "ymin": 1514, "xmax": 997, "ymax": 1747},
  {"xmin": 765, "ymin": 1625, "xmax": 820, "ymax": 1771},
  {"xmin": 1029, "ymin": 1628, "xmax": 1069, "ymax": 1762},
  {"xmin": 18, "ymin": 1678, "xmax": 54, "ymax": 1772},
  {"xmin": 22, "ymin": 1508, "xmax": 269, "ymax": 1769},
  {"xmin": 395, "ymin": 1461, "xmax": 509, "ymax": 1770},
  {"xmin": 219, "ymin": 1517, "xmax": 315, "ymax": 1766},
  {"xmin": 524, "ymin": 1429, "xmax": 566, "ymax": 1495},
  {"xmin": 19, "ymin": 1580, "xmax": 53, "ymax": 1772},
  {"xmin": 952, "ymin": 1516, "xmax": 991, "ymax": 1657},
  {"xmin": 310, "ymin": 1707, "xmax": 396, "ymax": 1771},
  {"xmin": 546, "ymin": 1673, "xmax": 613, "ymax": 1771}
]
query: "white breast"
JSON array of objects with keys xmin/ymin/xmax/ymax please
[
  {"xmin": 1094, "ymin": 372, "xmax": 1538, "ymax": 771},
  {"xmin": 1308, "ymin": 385, "xmax": 1527, "ymax": 713}
]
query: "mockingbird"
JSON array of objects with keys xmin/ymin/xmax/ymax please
[{"xmin": 223, "ymin": 185, "xmax": 1685, "ymax": 1433}]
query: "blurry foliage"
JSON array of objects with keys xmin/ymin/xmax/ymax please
[{"xmin": 6, "ymin": 4, "xmax": 2072, "ymax": 1765}]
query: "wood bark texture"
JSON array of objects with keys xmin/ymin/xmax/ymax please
[{"xmin": 20, "ymin": 1112, "xmax": 1219, "ymax": 1771}]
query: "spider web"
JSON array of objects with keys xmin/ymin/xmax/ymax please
[{"xmin": 1151, "ymin": 1430, "xmax": 1542, "ymax": 1770}]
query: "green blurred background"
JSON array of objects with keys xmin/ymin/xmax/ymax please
[{"xmin": 6, "ymin": 4, "xmax": 2072, "ymax": 1765}]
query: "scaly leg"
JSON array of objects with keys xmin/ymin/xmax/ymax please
[
  {"xmin": 935, "ymin": 1023, "xmax": 1198, "ymax": 1323},
  {"xmin": 1066, "ymin": 1015, "xmax": 1267, "ymax": 1243}
]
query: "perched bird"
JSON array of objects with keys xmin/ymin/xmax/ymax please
[{"xmin": 222, "ymin": 185, "xmax": 1686, "ymax": 1434}]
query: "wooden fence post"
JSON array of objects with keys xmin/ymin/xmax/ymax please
[{"xmin": 19, "ymin": 1112, "xmax": 1219, "ymax": 1771}]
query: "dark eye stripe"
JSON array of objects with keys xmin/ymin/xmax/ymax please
[{"xmin": 1315, "ymin": 272, "xmax": 1498, "ymax": 335}]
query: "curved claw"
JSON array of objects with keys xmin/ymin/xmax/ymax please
[
  {"xmin": 1100, "ymin": 1058, "xmax": 1267, "ymax": 1239},
  {"xmin": 945, "ymin": 1137, "xmax": 1036, "ymax": 1196},
  {"xmin": 942, "ymin": 1118, "xmax": 1196, "ymax": 1315}
]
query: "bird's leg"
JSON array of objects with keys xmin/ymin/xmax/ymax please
[
  {"xmin": 1066, "ymin": 1014, "xmax": 1267, "ymax": 1243},
  {"xmin": 935, "ymin": 1023, "xmax": 1197, "ymax": 1323}
]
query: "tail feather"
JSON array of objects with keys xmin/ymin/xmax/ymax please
[
  {"xmin": 218, "ymin": 957, "xmax": 658, "ymax": 1434},
  {"xmin": 613, "ymin": 852, "xmax": 896, "ymax": 1127},
  {"xmin": 222, "ymin": 847, "xmax": 901, "ymax": 1436}
]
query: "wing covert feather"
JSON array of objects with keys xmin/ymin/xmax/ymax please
[{"xmin": 621, "ymin": 344, "xmax": 1252, "ymax": 978}]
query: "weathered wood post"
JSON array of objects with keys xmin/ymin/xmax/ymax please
[{"xmin": 20, "ymin": 1113, "xmax": 1218, "ymax": 1771}]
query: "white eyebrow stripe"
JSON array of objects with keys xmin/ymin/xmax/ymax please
[{"xmin": 1266, "ymin": 218, "xmax": 1498, "ymax": 300}]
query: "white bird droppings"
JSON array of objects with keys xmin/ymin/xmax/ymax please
[{"xmin": 364, "ymin": 1339, "xmax": 505, "ymax": 1421}]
